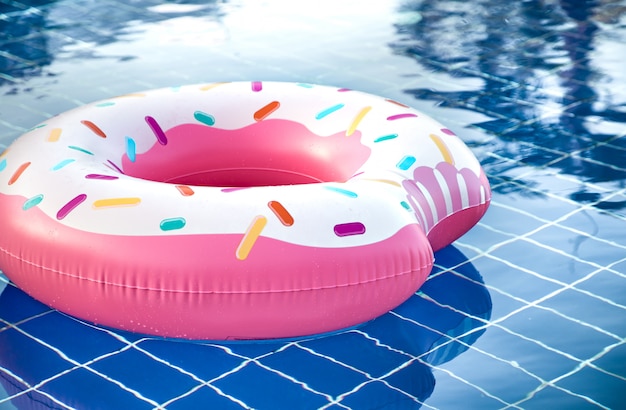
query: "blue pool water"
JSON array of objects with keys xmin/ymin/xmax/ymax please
[{"xmin": 1, "ymin": 0, "xmax": 625, "ymax": 408}]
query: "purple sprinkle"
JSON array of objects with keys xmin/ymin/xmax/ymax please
[
  {"xmin": 106, "ymin": 160, "xmax": 125, "ymax": 174},
  {"xmin": 337, "ymin": 88, "xmax": 352, "ymax": 92},
  {"xmin": 145, "ymin": 115, "xmax": 168, "ymax": 145},
  {"xmin": 387, "ymin": 113, "xmax": 418, "ymax": 121},
  {"xmin": 334, "ymin": 222, "xmax": 366, "ymax": 237},
  {"xmin": 441, "ymin": 128, "xmax": 456, "ymax": 135},
  {"xmin": 57, "ymin": 194, "xmax": 87, "ymax": 220},
  {"xmin": 85, "ymin": 174, "xmax": 119, "ymax": 180},
  {"xmin": 251, "ymin": 81, "xmax": 263, "ymax": 92}
]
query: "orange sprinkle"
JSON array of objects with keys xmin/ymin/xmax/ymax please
[
  {"xmin": 8, "ymin": 162, "xmax": 31, "ymax": 185},
  {"xmin": 385, "ymin": 99, "xmax": 409, "ymax": 108},
  {"xmin": 81, "ymin": 120, "xmax": 107, "ymax": 138},
  {"xmin": 268, "ymin": 201, "xmax": 294, "ymax": 226},
  {"xmin": 254, "ymin": 101, "xmax": 280, "ymax": 121},
  {"xmin": 361, "ymin": 178, "xmax": 402, "ymax": 187},
  {"xmin": 47, "ymin": 128, "xmax": 62, "ymax": 142},
  {"xmin": 430, "ymin": 133, "xmax": 455, "ymax": 165},
  {"xmin": 176, "ymin": 185, "xmax": 195, "ymax": 196},
  {"xmin": 116, "ymin": 93, "xmax": 146, "ymax": 98}
]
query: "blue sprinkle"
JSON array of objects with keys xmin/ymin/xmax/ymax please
[
  {"xmin": 325, "ymin": 186, "xmax": 358, "ymax": 198},
  {"xmin": 296, "ymin": 83, "xmax": 314, "ymax": 88},
  {"xmin": 126, "ymin": 136, "xmax": 136, "ymax": 162},
  {"xmin": 51, "ymin": 158, "xmax": 75, "ymax": 171},
  {"xmin": 397, "ymin": 155, "xmax": 416, "ymax": 171},
  {"xmin": 68, "ymin": 145, "xmax": 94, "ymax": 156},
  {"xmin": 0, "ymin": 158, "xmax": 6, "ymax": 172},
  {"xmin": 316, "ymin": 103, "xmax": 345, "ymax": 120},
  {"xmin": 374, "ymin": 134, "xmax": 398, "ymax": 143},
  {"xmin": 95, "ymin": 102, "xmax": 115, "ymax": 107},
  {"xmin": 23, "ymin": 194, "xmax": 44, "ymax": 211}
]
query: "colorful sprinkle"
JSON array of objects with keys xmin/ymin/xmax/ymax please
[
  {"xmin": 145, "ymin": 116, "xmax": 168, "ymax": 145},
  {"xmin": 430, "ymin": 133, "xmax": 455, "ymax": 165},
  {"xmin": 160, "ymin": 217, "xmax": 186, "ymax": 231},
  {"xmin": 251, "ymin": 81, "xmax": 263, "ymax": 92},
  {"xmin": 105, "ymin": 160, "xmax": 124, "ymax": 174},
  {"xmin": 400, "ymin": 201, "xmax": 412, "ymax": 211},
  {"xmin": 51, "ymin": 158, "xmax": 75, "ymax": 171},
  {"xmin": 268, "ymin": 201, "xmax": 294, "ymax": 226},
  {"xmin": 194, "ymin": 111, "xmax": 215, "ymax": 126},
  {"xmin": 176, "ymin": 185, "xmax": 195, "ymax": 196},
  {"xmin": 199, "ymin": 82, "xmax": 228, "ymax": 91},
  {"xmin": 315, "ymin": 103, "xmax": 345, "ymax": 120},
  {"xmin": 68, "ymin": 145, "xmax": 94, "ymax": 156},
  {"xmin": 126, "ymin": 136, "xmax": 136, "ymax": 162},
  {"xmin": 346, "ymin": 106, "xmax": 371, "ymax": 137},
  {"xmin": 0, "ymin": 158, "xmax": 6, "ymax": 172},
  {"xmin": 296, "ymin": 83, "xmax": 314, "ymax": 88},
  {"xmin": 441, "ymin": 128, "xmax": 456, "ymax": 136},
  {"xmin": 93, "ymin": 197, "xmax": 141, "ymax": 208},
  {"xmin": 385, "ymin": 99, "xmax": 410, "ymax": 108},
  {"xmin": 29, "ymin": 124, "xmax": 47, "ymax": 132},
  {"xmin": 8, "ymin": 161, "xmax": 31, "ymax": 185},
  {"xmin": 81, "ymin": 120, "xmax": 107, "ymax": 138},
  {"xmin": 47, "ymin": 128, "xmax": 62, "ymax": 142},
  {"xmin": 221, "ymin": 187, "xmax": 250, "ymax": 193},
  {"xmin": 254, "ymin": 101, "xmax": 280, "ymax": 121},
  {"xmin": 373, "ymin": 133, "xmax": 398, "ymax": 143},
  {"xmin": 362, "ymin": 178, "xmax": 402, "ymax": 187},
  {"xmin": 23, "ymin": 194, "xmax": 44, "ymax": 211},
  {"xmin": 325, "ymin": 186, "xmax": 358, "ymax": 198},
  {"xmin": 117, "ymin": 93, "xmax": 146, "ymax": 98},
  {"xmin": 387, "ymin": 113, "xmax": 418, "ymax": 121},
  {"xmin": 397, "ymin": 155, "xmax": 417, "ymax": 171},
  {"xmin": 334, "ymin": 222, "xmax": 366, "ymax": 237},
  {"xmin": 236, "ymin": 215, "xmax": 267, "ymax": 260},
  {"xmin": 85, "ymin": 174, "xmax": 119, "ymax": 180},
  {"xmin": 337, "ymin": 88, "xmax": 351, "ymax": 92},
  {"xmin": 95, "ymin": 102, "xmax": 115, "ymax": 107},
  {"xmin": 57, "ymin": 194, "xmax": 87, "ymax": 220}
]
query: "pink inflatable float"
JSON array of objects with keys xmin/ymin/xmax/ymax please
[{"xmin": 0, "ymin": 82, "xmax": 490, "ymax": 339}]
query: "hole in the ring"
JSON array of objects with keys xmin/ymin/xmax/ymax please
[{"xmin": 120, "ymin": 119, "xmax": 372, "ymax": 187}]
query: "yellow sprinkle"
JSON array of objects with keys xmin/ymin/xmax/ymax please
[
  {"xmin": 116, "ymin": 93, "xmax": 146, "ymax": 98},
  {"xmin": 200, "ymin": 82, "xmax": 229, "ymax": 91},
  {"xmin": 361, "ymin": 178, "xmax": 402, "ymax": 187},
  {"xmin": 236, "ymin": 215, "xmax": 267, "ymax": 260},
  {"xmin": 346, "ymin": 106, "xmax": 371, "ymax": 136},
  {"xmin": 430, "ymin": 133, "xmax": 455, "ymax": 165},
  {"xmin": 93, "ymin": 197, "xmax": 141, "ymax": 208},
  {"xmin": 47, "ymin": 128, "xmax": 62, "ymax": 142}
]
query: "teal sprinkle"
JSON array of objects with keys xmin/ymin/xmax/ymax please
[
  {"xmin": 296, "ymin": 83, "xmax": 314, "ymax": 88},
  {"xmin": 68, "ymin": 145, "xmax": 94, "ymax": 155},
  {"xmin": 126, "ymin": 136, "xmax": 136, "ymax": 162},
  {"xmin": 400, "ymin": 201, "xmax": 411, "ymax": 210},
  {"xmin": 374, "ymin": 133, "xmax": 398, "ymax": 143},
  {"xmin": 325, "ymin": 186, "xmax": 358, "ymax": 198},
  {"xmin": 315, "ymin": 103, "xmax": 345, "ymax": 120},
  {"xmin": 23, "ymin": 194, "xmax": 44, "ymax": 211},
  {"xmin": 160, "ymin": 217, "xmax": 186, "ymax": 231},
  {"xmin": 0, "ymin": 158, "xmax": 6, "ymax": 172},
  {"xmin": 194, "ymin": 111, "xmax": 216, "ymax": 126},
  {"xmin": 28, "ymin": 124, "xmax": 47, "ymax": 132},
  {"xmin": 95, "ymin": 102, "xmax": 115, "ymax": 107},
  {"xmin": 51, "ymin": 158, "xmax": 75, "ymax": 171},
  {"xmin": 397, "ymin": 155, "xmax": 416, "ymax": 171}
]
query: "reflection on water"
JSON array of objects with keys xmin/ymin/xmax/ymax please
[
  {"xmin": 392, "ymin": 0, "xmax": 626, "ymax": 208},
  {"xmin": 0, "ymin": 246, "xmax": 491, "ymax": 409}
]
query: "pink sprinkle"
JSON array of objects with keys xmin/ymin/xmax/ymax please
[
  {"xmin": 145, "ymin": 116, "xmax": 168, "ymax": 145},
  {"xmin": 85, "ymin": 174, "xmax": 119, "ymax": 180},
  {"xmin": 337, "ymin": 88, "xmax": 352, "ymax": 92},
  {"xmin": 387, "ymin": 113, "xmax": 418, "ymax": 121},
  {"xmin": 441, "ymin": 128, "xmax": 456, "ymax": 135},
  {"xmin": 251, "ymin": 81, "xmax": 263, "ymax": 92},
  {"xmin": 57, "ymin": 194, "xmax": 87, "ymax": 220},
  {"xmin": 334, "ymin": 222, "xmax": 366, "ymax": 237},
  {"xmin": 221, "ymin": 187, "xmax": 251, "ymax": 193}
]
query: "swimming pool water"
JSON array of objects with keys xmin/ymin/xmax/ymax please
[{"xmin": 1, "ymin": 0, "xmax": 625, "ymax": 408}]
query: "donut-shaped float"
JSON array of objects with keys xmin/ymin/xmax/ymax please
[{"xmin": 0, "ymin": 82, "xmax": 490, "ymax": 340}]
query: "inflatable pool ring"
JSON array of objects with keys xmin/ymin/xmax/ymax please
[{"xmin": 0, "ymin": 82, "xmax": 491, "ymax": 340}]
